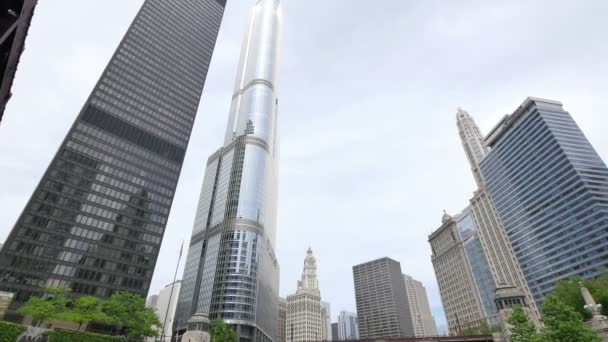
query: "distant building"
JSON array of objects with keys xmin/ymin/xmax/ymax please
[
  {"xmin": 278, "ymin": 297, "xmax": 287, "ymax": 342},
  {"xmin": 480, "ymin": 97, "xmax": 608, "ymax": 305},
  {"xmin": 429, "ymin": 212, "xmax": 486, "ymax": 335},
  {"xmin": 147, "ymin": 281, "xmax": 181, "ymax": 342},
  {"xmin": 0, "ymin": 0, "xmax": 38, "ymax": 122},
  {"xmin": 322, "ymin": 302, "xmax": 331, "ymax": 341},
  {"xmin": 287, "ymin": 248, "xmax": 324, "ymax": 342},
  {"xmin": 337, "ymin": 311, "xmax": 359, "ymax": 340},
  {"xmin": 352, "ymin": 257, "xmax": 414, "ymax": 338},
  {"xmin": 403, "ymin": 274, "xmax": 437, "ymax": 337},
  {"xmin": 146, "ymin": 294, "xmax": 158, "ymax": 309},
  {"xmin": 331, "ymin": 323, "xmax": 339, "ymax": 341}
]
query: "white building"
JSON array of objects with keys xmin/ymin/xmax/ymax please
[
  {"xmin": 147, "ymin": 280, "xmax": 181, "ymax": 341},
  {"xmin": 322, "ymin": 302, "xmax": 331, "ymax": 341},
  {"xmin": 403, "ymin": 274, "xmax": 437, "ymax": 337},
  {"xmin": 337, "ymin": 311, "xmax": 358, "ymax": 340},
  {"xmin": 286, "ymin": 248, "xmax": 324, "ymax": 342}
]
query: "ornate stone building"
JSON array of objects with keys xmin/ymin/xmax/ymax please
[{"xmin": 286, "ymin": 248, "xmax": 324, "ymax": 342}]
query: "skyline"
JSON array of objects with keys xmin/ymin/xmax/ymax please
[{"xmin": 1, "ymin": 0, "xmax": 608, "ymax": 334}]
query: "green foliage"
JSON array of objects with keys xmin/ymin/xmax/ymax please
[
  {"xmin": 47, "ymin": 329, "xmax": 127, "ymax": 342},
  {"xmin": 210, "ymin": 320, "xmax": 237, "ymax": 342},
  {"xmin": 508, "ymin": 305, "xmax": 540, "ymax": 342},
  {"xmin": 539, "ymin": 296, "xmax": 601, "ymax": 342},
  {"xmin": 461, "ymin": 320, "xmax": 500, "ymax": 336},
  {"xmin": 551, "ymin": 276, "xmax": 608, "ymax": 319},
  {"xmin": 60, "ymin": 296, "xmax": 108, "ymax": 330},
  {"xmin": 0, "ymin": 321, "xmax": 26, "ymax": 342},
  {"xmin": 17, "ymin": 286, "xmax": 71, "ymax": 326},
  {"xmin": 101, "ymin": 291, "xmax": 160, "ymax": 338}
]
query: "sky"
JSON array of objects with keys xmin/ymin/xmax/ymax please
[{"xmin": 1, "ymin": 0, "xmax": 608, "ymax": 335}]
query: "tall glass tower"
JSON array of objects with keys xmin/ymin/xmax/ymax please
[
  {"xmin": 174, "ymin": 1, "xmax": 282, "ymax": 341},
  {"xmin": 481, "ymin": 97, "xmax": 608, "ymax": 304},
  {"xmin": 0, "ymin": 0, "xmax": 226, "ymax": 309}
]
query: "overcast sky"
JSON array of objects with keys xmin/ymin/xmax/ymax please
[{"xmin": 1, "ymin": 0, "xmax": 608, "ymax": 334}]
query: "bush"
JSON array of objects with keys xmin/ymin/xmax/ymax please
[
  {"xmin": 0, "ymin": 321, "xmax": 26, "ymax": 342},
  {"xmin": 47, "ymin": 329, "xmax": 128, "ymax": 342}
]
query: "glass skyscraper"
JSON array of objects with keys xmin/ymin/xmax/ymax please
[
  {"xmin": 173, "ymin": 1, "xmax": 282, "ymax": 341},
  {"xmin": 455, "ymin": 207, "xmax": 497, "ymax": 325},
  {"xmin": 0, "ymin": 0, "xmax": 226, "ymax": 309},
  {"xmin": 480, "ymin": 97, "xmax": 608, "ymax": 304}
]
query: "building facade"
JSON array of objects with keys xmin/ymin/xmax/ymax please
[
  {"xmin": 322, "ymin": 302, "xmax": 331, "ymax": 341},
  {"xmin": 147, "ymin": 280, "xmax": 181, "ymax": 341},
  {"xmin": 278, "ymin": 297, "xmax": 286, "ymax": 342},
  {"xmin": 352, "ymin": 257, "xmax": 414, "ymax": 339},
  {"xmin": 173, "ymin": 1, "xmax": 282, "ymax": 341},
  {"xmin": 337, "ymin": 311, "xmax": 359, "ymax": 341},
  {"xmin": 454, "ymin": 207, "xmax": 497, "ymax": 325},
  {"xmin": 0, "ymin": 0, "xmax": 225, "ymax": 308},
  {"xmin": 0, "ymin": 0, "xmax": 38, "ymax": 122},
  {"xmin": 457, "ymin": 108, "xmax": 540, "ymax": 319},
  {"xmin": 331, "ymin": 323, "xmax": 338, "ymax": 342},
  {"xmin": 286, "ymin": 248, "xmax": 324, "ymax": 342},
  {"xmin": 403, "ymin": 275, "xmax": 437, "ymax": 337},
  {"xmin": 429, "ymin": 213, "xmax": 486, "ymax": 335},
  {"xmin": 480, "ymin": 97, "xmax": 608, "ymax": 304}
]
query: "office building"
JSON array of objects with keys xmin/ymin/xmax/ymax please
[
  {"xmin": 429, "ymin": 212, "xmax": 486, "ymax": 335},
  {"xmin": 0, "ymin": 0, "xmax": 38, "ymax": 122},
  {"xmin": 337, "ymin": 311, "xmax": 358, "ymax": 340},
  {"xmin": 454, "ymin": 207, "xmax": 497, "ymax": 325},
  {"xmin": 278, "ymin": 297, "xmax": 286, "ymax": 342},
  {"xmin": 403, "ymin": 275, "xmax": 437, "ymax": 337},
  {"xmin": 147, "ymin": 280, "xmax": 181, "ymax": 341},
  {"xmin": 286, "ymin": 248, "xmax": 324, "ymax": 342},
  {"xmin": 322, "ymin": 302, "xmax": 331, "ymax": 341},
  {"xmin": 0, "ymin": 0, "xmax": 225, "ymax": 308},
  {"xmin": 173, "ymin": 1, "xmax": 282, "ymax": 341},
  {"xmin": 457, "ymin": 108, "xmax": 540, "ymax": 319},
  {"xmin": 352, "ymin": 257, "xmax": 414, "ymax": 338},
  {"xmin": 480, "ymin": 97, "xmax": 608, "ymax": 304},
  {"xmin": 146, "ymin": 294, "xmax": 158, "ymax": 309},
  {"xmin": 331, "ymin": 323, "xmax": 339, "ymax": 342}
]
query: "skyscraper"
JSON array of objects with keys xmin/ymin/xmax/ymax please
[
  {"xmin": 322, "ymin": 302, "xmax": 332, "ymax": 341},
  {"xmin": 352, "ymin": 257, "xmax": 414, "ymax": 339},
  {"xmin": 286, "ymin": 248, "xmax": 324, "ymax": 342},
  {"xmin": 457, "ymin": 108, "xmax": 540, "ymax": 319},
  {"xmin": 0, "ymin": 0, "xmax": 225, "ymax": 309},
  {"xmin": 337, "ymin": 311, "xmax": 359, "ymax": 340},
  {"xmin": 429, "ymin": 212, "xmax": 486, "ymax": 335},
  {"xmin": 403, "ymin": 274, "xmax": 437, "ymax": 337},
  {"xmin": 278, "ymin": 297, "xmax": 286, "ymax": 342},
  {"xmin": 454, "ymin": 207, "xmax": 496, "ymax": 325},
  {"xmin": 147, "ymin": 280, "xmax": 182, "ymax": 342},
  {"xmin": 480, "ymin": 97, "xmax": 608, "ymax": 304},
  {"xmin": 331, "ymin": 323, "xmax": 339, "ymax": 342},
  {"xmin": 0, "ymin": 0, "xmax": 38, "ymax": 122},
  {"xmin": 173, "ymin": 1, "xmax": 282, "ymax": 341}
]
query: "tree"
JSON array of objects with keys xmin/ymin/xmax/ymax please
[
  {"xmin": 210, "ymin": 320, "xmax": 237, "ymax": 342},
  {"xmin": 17, "ymin": 286, "xmax": 71, "ymax": 327},
  {"xmin": 101, "ymin": 291, "xmax": 160, "ymax": 338},
  {"xmin": 508, "ymin": 305, "xmax": 539, "ymax": 342},
  {"xmin": 60, "ymin": 296, "xmax": 108, "ymax": 331},
  {"xmin": 551, "ymin": 275, "xmax": 608, "ymax": 319},
  {"xmin": 539, "ymin": 296, "xmax": 601, "ymax": 342}
]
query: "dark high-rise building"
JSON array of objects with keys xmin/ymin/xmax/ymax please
[
  {"xmin": 0, "ymin": 0, "xmax": 38, "ymax": 122},
  {"xmin": 352, "ymin": 257, "xmax": 414, "ymax": 339},
  {"xmin": 173, "ymin": 0, "xmax": 282, "ymax": 341},
  {"xmin": 0, "ymin": 0, "xmax": 226, "ymax": 309},
  {"xmin": 331, "ymin": 323, "xmax": 339, "ymax": 342},
  {"xmin": 480, "ymin": 97, "xmax": 608, "ymax": 304}
]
